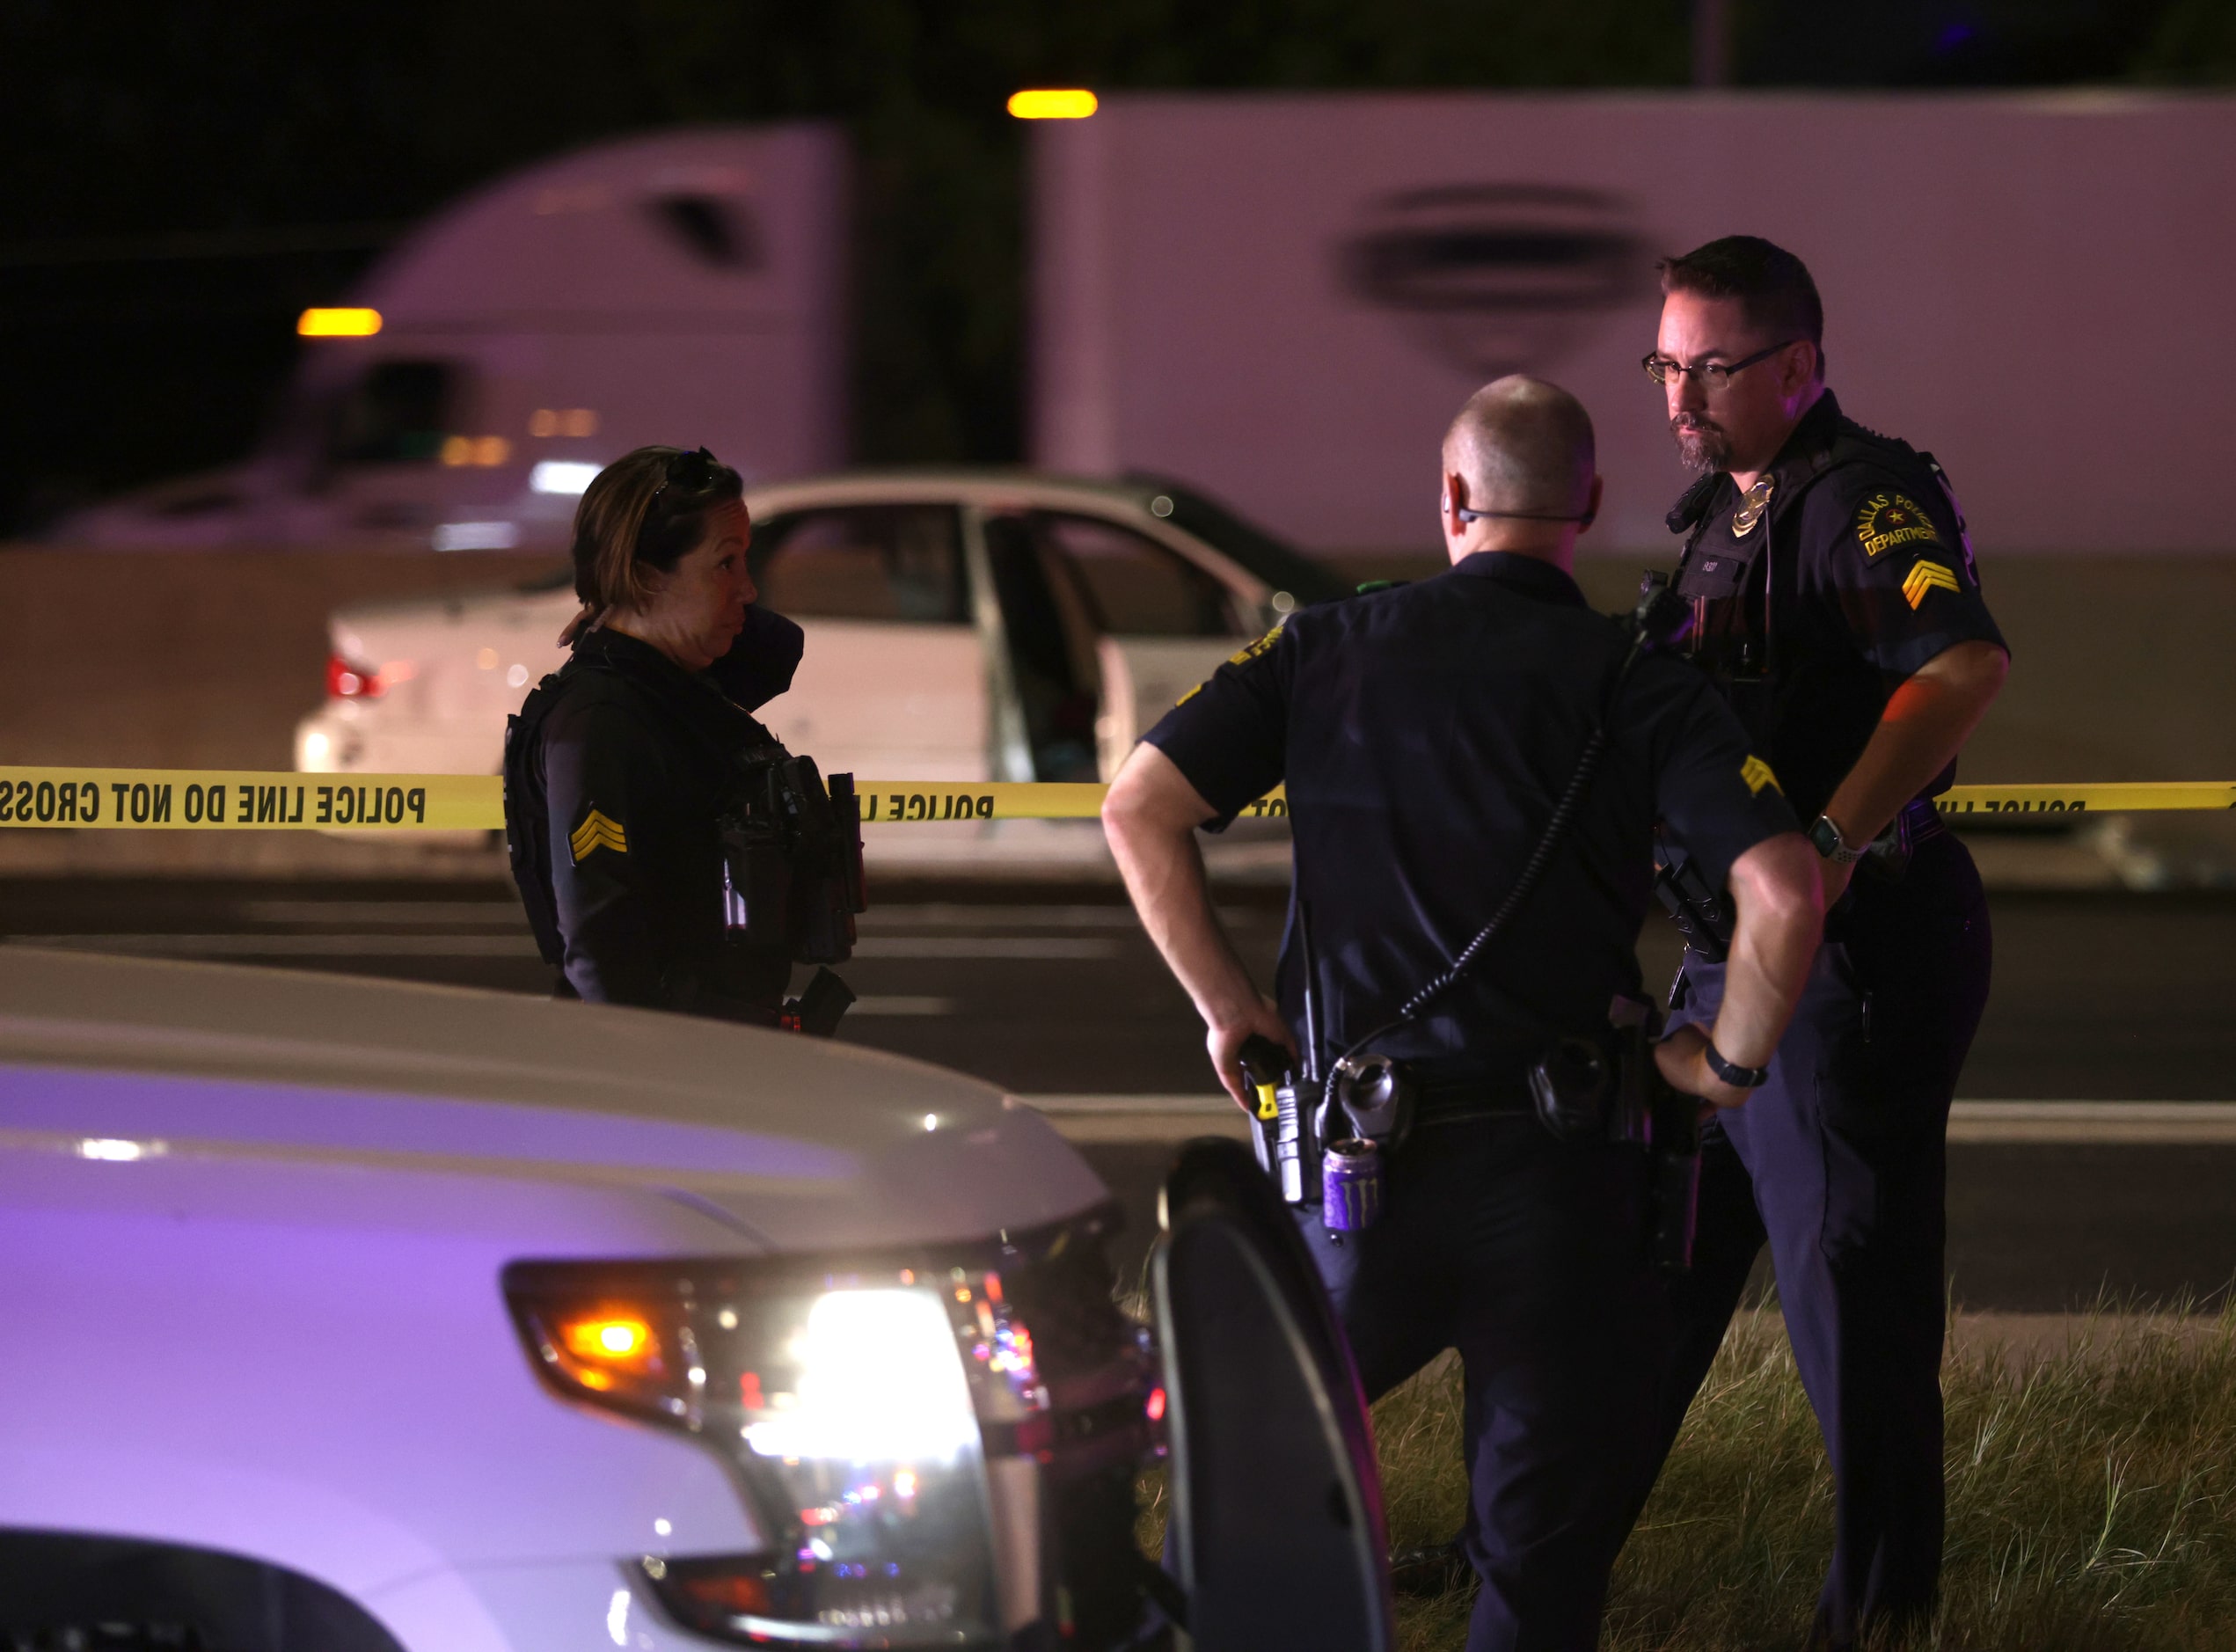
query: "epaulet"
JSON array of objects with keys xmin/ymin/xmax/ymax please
[
  {"xmin": 1827, "ymin": 417, "xmax": 1924, "ymax": 471},
  {"xmin": 1354, "ymin": 579, "xmax": 1409, "ymax": 596},
  {"xmin": 1664, "ymin": 472, "xmax": 1720, "ymax": 534}
]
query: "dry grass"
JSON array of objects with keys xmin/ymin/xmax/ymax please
[{"xmin": 1371, "ymin": 1302, "xmax": 2236, "ymax": 1651}]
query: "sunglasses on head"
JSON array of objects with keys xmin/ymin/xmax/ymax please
[{"xmin": 647, "ymin": 446, "xmax": 720, "ymax": 512}]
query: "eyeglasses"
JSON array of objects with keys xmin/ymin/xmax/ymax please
[{"xmin": 1640, "ymin": 340, "xmax": 1801, "ymax": 391}]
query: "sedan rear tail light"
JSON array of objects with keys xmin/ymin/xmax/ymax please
[
  {"xmin": 325, "ymin": 652, "xmax": 385, "ymax": 699},
  {"xmin": 504, "ymin": 1215, "xmax": 1154, "ymax": 1648}
]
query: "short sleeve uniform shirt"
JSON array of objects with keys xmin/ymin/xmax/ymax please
[
  {"xmin": 1671, "ymin": 390, "xmax": 2007, "ymax": 824},
  {"xmin": 1145, "ymin": 552, "xmax": 1797, "ymax": 1079}
]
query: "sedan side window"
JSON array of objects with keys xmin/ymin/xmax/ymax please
[
  {"xmin": 1032, "ymin": 513, "xmax": 1247, "ymax": 638},
  {"xmin": 749, "ymin": 506, "xmax": 968, "ymax": 624}
]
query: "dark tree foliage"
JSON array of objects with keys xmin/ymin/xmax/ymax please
[{"xmin": 0, "ymin": 0, "xmax": 2207, "ymax": 530}]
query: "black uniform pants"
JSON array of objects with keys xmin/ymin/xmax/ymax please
[
  {"xmin": 1658, "ymin": 832, "xmax": 1992, "ymax": 1647},
  {"xmin": 1295, "ymin": 1117, "xmax": 1657, "ymax": 1652}
]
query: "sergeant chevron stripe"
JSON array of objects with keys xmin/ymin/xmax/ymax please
[
  {"xmin": 1741, "ymin": 756, "xmax": 1783, "ymax": 796},
  {"xmin": 1902, "ymin": 559, "xmax": 1962, "ymax": 609},
  {"xmin": 568, "ymin": 808, "xmax": 628, "ymax": 861}
]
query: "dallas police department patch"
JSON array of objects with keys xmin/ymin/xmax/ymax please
[
  {"xmin": 1901, "ymin": 559, "xmax": 1962, "ymax": 610},
  {"xmin": 1181, "ymin": 618, "xmax": 1286, "ymax": 704},
  {"xmin": 1224, "ymin": 620, "xmax": 1284, "ymax": 669},
  {"xmin": 1741, "ymin": 756, "xmax": 1783, "ymax": 796},
  {"xmin": 1856, "ymin": 492, "xmax": 1943, "ymax": 559},
  {"xmin": 569, "ymin": 808, "xmax": 628, "ymax": 862}
]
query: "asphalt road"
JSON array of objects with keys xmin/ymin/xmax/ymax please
[{"xmin": 4, "ymin": 875, "xmax": 2233, "ymax": 1312}]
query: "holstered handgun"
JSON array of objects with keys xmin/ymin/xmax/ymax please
[
  {"xmin": 1653, "ymin": 852, "xmax": 1733, "ymax": 963},
  {"xmin": 1525, "ymin": 996, "xmax": 1701, "ymax": 1272}
]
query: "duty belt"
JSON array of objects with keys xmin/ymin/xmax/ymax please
[
  {"xmin": 1412, "ymin": 1075, "xmax": 1537, "ymax": 1126},
  {"xmin": 1904, "ymin": 795, "xmax": 1947, "ymax": 844}
]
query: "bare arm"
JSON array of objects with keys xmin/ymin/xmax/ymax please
[
  {"xmin": 1657, "ymin": 830, "xmax": 1824, "ymax": 1108},
  {"xmin": 1817, "ymin": 639, "xmax": 2009, "ymax": 901},
  {"xmin": 1102, "ymin": 742, "xmax": 1295, "ymax": 1108}
]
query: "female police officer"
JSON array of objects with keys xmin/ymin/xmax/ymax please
[{"xmin": 504, "ymin": 444, "xmax": 859, "ymax": 1026}]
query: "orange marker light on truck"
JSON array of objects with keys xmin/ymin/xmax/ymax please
[
  {"xmin": 560, "ymin": 1313, "xmax": 654, "ymax": 1362},
  {"xmin": 1007, "ymin": 89, "xmax": 1098, "ymax": 120},
  {"xmin": 296, "ymin": 307, "xmax": 383, "ymax": 337}
]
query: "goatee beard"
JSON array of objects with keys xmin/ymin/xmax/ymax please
[{"xmin": 1671, "ymin": 419, "xmax": 1731, "ymax": 474}]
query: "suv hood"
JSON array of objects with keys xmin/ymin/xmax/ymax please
[{"xmin": 0, "ymin": 949, "xmax": 1106, "ymax": 1254}]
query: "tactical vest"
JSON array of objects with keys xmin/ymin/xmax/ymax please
[{"xmin": 503, "ymin": 651, "xmax": 863, "ymax": 977}]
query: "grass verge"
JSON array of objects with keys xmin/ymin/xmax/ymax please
[{"xmin": 1372, "ymin": 1304, "xmax": 2236, "ymax": 1650}]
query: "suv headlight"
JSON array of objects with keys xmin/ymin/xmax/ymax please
[{"xmin": 503, "ymin": 1211, "xmax": 1152, "ymax": 1648}]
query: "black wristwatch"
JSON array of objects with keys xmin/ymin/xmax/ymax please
[
  {"xmin": 1808, "ymin": 813, "xmax": 1867, "ymax": 866},
  {"xmin": 1703, "ymin": 1040, "xmax": 1771, "ymax": 1089}
]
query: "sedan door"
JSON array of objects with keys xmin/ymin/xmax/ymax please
[
  {"xmin": 748, "ymin": 502, "xmax": 988, "ymax": 780},
  {"xmin": 977, "ymin": 510, "xmax": 1263, "ymax": 780}
]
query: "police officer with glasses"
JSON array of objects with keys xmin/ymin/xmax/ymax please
[
  {"xmin": 1103, "ymin": 376, "xmax": 1823, "ymax": 1652},
  {"xmin": 1640, "ymin": 236, "xmax": 2010, "ymax": 1649}
]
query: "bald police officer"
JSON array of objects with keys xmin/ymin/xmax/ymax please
[
  {"xmin": 1642, "ymin": 237, "xmax": 2010, "ymax": 1648},
  {"xmin": 1104, "ymin": 376, "xmax": 1825, "ymax": 1652}
]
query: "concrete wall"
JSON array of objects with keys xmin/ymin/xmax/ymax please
[{"xmin": 0, "ymin": 548, "xmax": 560, "ymax": 874}]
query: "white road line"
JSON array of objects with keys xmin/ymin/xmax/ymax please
[
  {"xmin": 850, "ymin": 937, "xmax": 1118, "ymax": 961},
  {"xmin": 237, "ymin": 901, "xmax": 528, "ymax": 926},
  {"xmin": 1018, "ymin": 1096, "xmax": 2236, "ymax": 1146},
  {"xmin": 7, "ymin": 933, "xmax": 545, "ymax": 958},
  {"xmin": 1947, "ymin": 1101, "xmax": 2236, "ymax": 1144},
  {"xmin": 7, "ymin": 934, "xmax": 1119, "ymax": 963},
  {"xmin": 861, "ymin": 903, "xmax": 1265, "ymax": 930}
]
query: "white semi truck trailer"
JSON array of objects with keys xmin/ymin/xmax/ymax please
[{"xmin": 59, "ymin": 125, "xmax": 848, "ymax": 553}]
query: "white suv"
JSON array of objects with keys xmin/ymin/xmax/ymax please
[{"xmin": 0, "ymin": 948, "xmax": 1389, "ymax": 1650}]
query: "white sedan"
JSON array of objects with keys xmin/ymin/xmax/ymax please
[
  {"xmin": 0, "ymin": 947, "xmax": 1389, "ymax": 1648},
  {"xmin": 295, "ymin": 471, "xmax": 1345, "ymax": 795}
]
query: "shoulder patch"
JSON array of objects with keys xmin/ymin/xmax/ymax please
[
  {"xmin": 1901, "ymin": 559, "xmax": 1962, "ymax": 610},
  {"xmin": 1855, "ymin": 491, "xmax": 1943, "ymax": 559},
  {"xmin": 569, "ymin": 808, "xmax": 628, "ymax": 862},
  {"xmin": 1740, "ymin": 756, "xmax": 1782, "ymax": 796},
  {"xmin": 1224, "ymin": 621, "xmax": 1285, "ymax": 669}
]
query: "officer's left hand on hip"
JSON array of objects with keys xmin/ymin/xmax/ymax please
[{"xmin": 1655, "ymin": 1024, "xmax": 1755, "ymax": 1111}]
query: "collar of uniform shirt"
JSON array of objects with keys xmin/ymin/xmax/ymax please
[
  {"xmin": 1450, "ymin": 550, "xmax": 1591, "ymax": 606},
  {"xmin": 1765, "ymin": 384, "xmax": 1846, "ymax": 478}
]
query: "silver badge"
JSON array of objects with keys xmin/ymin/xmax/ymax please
[{"xmin": 1730, "ymin": 476, "xmax": 1776, "ymax": 538}]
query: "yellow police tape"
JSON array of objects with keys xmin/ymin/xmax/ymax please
[{"xmin": 0, "ymin": 766, "xmax": 2229, "ymax": 831}]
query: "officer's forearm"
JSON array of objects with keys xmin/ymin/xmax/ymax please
[
  {"xmin": 1712, "ymin": 832, "xmax": 1824, "ymax": 1071},
  {"xmin": 1102, "ymin": 746, "xmax": 1261, "ymax": 1031},
  {"xmin": 1823, "ymin": 640, "xmax": 2010, "ymax": 842}
]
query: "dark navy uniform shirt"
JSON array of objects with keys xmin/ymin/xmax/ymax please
[
  {"xmin": 1144, "ymin": 552, "xmax": 1798, "ymax": 1081},
  {"xmin": 1670, "ymin": 389, "xmax": 2007, "ymax": 825},
  {"xmin": 515, "ymin": 606, "xmax": 803, "ymax": 1021}
]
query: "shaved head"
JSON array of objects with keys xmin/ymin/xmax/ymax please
[{"xmin": 1442, "ymin": 376, "xmax": 1597, "ymax": 520}]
